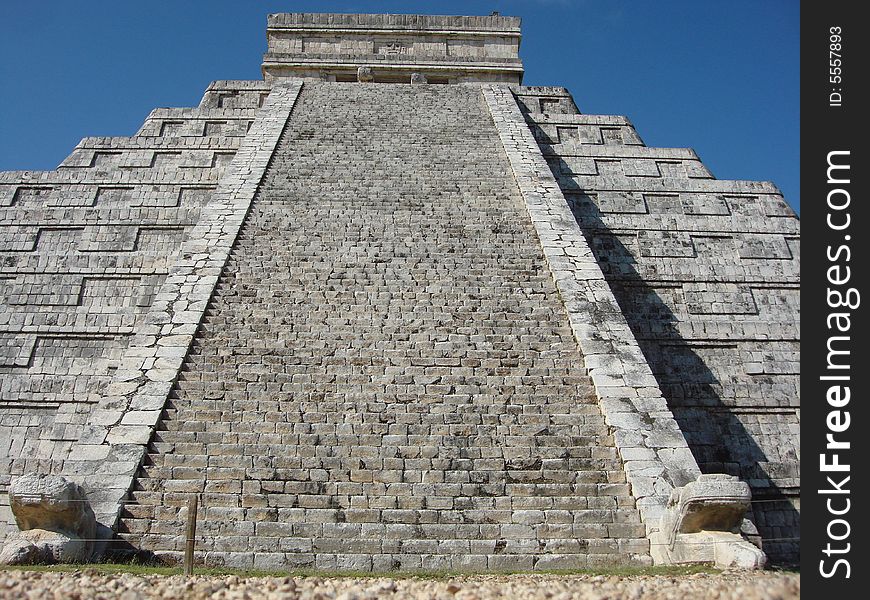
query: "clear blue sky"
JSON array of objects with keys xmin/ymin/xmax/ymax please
[{"xmin": 0, "ymin": 1, "xmax": 799, "ymax": 213}]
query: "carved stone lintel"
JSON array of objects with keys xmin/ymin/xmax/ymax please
[
  {"xmin": 650, "ymin": 474, "xmax": 767, "ymax": 569},
  {"xmin": 357, "ymin": 67, "xmax": 374, "ymax": 82}
]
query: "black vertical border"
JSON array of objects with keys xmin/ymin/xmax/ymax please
[{"xmin": 802, "ymin": 1, "xmax": 867, "ymax": 596}]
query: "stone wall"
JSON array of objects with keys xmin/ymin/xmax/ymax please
[
  {"xmin": 0, "ymin": 80, "xmax": 273, "ymax": 540},
  {"xmin": 512, "ymin": 85, "xmax": 800, "ymax": 563},
  {"xmin": 117, "ymin": 82, "xmax": 650, "ymax": 571},
  {"xmin": 483, "ymin": 83, "xmax": 701, "ymax": 546},
  {"xmin": 262, "ymin": 12, "xmax": 524, "ymax": 83}
]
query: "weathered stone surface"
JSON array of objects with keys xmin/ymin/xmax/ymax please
[
  {"xmin": 0, "ymin": 474, "xmax": 96, "ymax": 564},
  {"xmin": 714, "ymin": 535, "xmax": 768, "ymax": 570},
  {"xmin": 9, "ymin": 474, "xmax": 96, "ymax": 540},
  {"xmin": 515, "ymin": 82, "xmax": 800, "ymax": 563},
  {"xmin": 116, "ymin": 81, "xmax": 649, "ymax": 570},
  {"xmin": 483, "ymin": 84, "xmax": 701, "ymax": 558},
  {"xmin": 0, "ymin": 536, "xmax": 42, "ymax": 565},
  {"xmin": 650, "ymin": 474, "xmax": 766, "ymax": 569},
  {"xmin": 0, "ymin": 11, "xmax": 798, "ymax": 569},
  {"xmin": 0, "ymin": 529, "xmax": 89, "ymax": 565},
  {"xmin": 0, "ymin": 79, "xmax": 269, "ymax": 539},
  {"xmin": 263, "ymin": 13, "xmax": 523, "ymax": 84},
  {"xmin": 666, "ymin": 474, "xmax": 751, "ymax": 535}
]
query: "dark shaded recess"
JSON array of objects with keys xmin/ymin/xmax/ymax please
[{"xmin": 562, "ymin": 191, "xmax": 799, "ymax": 565}]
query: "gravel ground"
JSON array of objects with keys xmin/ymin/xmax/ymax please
[{"xmin": 0, "ymin": 569, "xmax": 799, "ymax": 599}]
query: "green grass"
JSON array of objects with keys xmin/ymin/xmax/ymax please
[{"xmin": 0, "ymin": 562, "xmax": 721, "ymax": 579}]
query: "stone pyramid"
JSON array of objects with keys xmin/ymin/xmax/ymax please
[{"xmin": 0, "ymin": 13, "xmax": 799, "ymax": 569}]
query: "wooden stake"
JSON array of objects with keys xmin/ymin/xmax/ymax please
[{"xmin": 184, "ymin": 494, "xmax": 198, "ymax": 576}]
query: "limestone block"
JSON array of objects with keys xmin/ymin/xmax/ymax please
[
  {"xmin": 651, "ymin": 474, "xmax": 766, "ymax": 569},
  {"xmin": 714, "ymin": 536, "xmax": 768, "ymax": 570},
  {"xmin": 9, "ymin": 474, "xmax": 96, "ymax": 540},
  {"xmin": 1, "ymin": 474, "xmax": 97, "ymax": 565},
  {"xmin": 664, "ymin": 473, "xmax": 750, "ymax": 537},
  {"xmin": 0, "ymin": 529, "xmax": 89, "ymax": 565},
  {"xmin": 106, "ymin": 81, "xmax": 653, "ymax": 570}
]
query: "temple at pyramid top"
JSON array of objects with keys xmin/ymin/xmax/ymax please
[{"xmin": 261, "ymin": 12, "xmax": 524, "ymax": 83}]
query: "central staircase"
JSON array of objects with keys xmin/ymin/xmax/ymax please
[{"xmin": 117, "ymin": 82, "xmax": 649, "ymax": 571}]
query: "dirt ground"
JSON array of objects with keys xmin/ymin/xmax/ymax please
[{"xmin": 0, "ymin": 568, "xmax": 799, "ymax": 599}]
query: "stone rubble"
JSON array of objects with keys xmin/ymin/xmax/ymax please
[{"xmin": 0, "ymin": 570, "xmax": 799, "ymax": 600}]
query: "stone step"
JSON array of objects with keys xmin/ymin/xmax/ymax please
[
  {"xmin": 144, "ymin": 448, "xmax": 624, "ymax": 467},
  {"xmin": 151, "ymin": 425, "xmax": 616, "ymax": 440},
  {"xmin": 132, "ymin": 476, "xmax": 635, "ymax": 496},
  {"xmin": 118, "ymin": 529, "xmax": 649, "ymax": 552},
  {"xmin": 120, "ymin": 507, "xmax": 645, "ymax": 529},
  {"xmin": 110, "ymin": 546, "xmax": 651, "ymax": 571},
  {"xmin": 126, "ymin": 502, "xmax": 641, "ymax": 525},
  {"xmin": 120, "ymin": 82, "xmax": 649, "ymax": 566},
  {"xmin": 120, "ymin": 503, "xmax": 643, "ymax": 524}
]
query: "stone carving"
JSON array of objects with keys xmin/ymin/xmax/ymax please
[
  {"xmin": 650, "ymin": 474, "xmax": 766, "ymax": 569},
  {"xmin": 380, "ymin": 42, "xmax": 407, "ymax": 56},
  {"xmin": 410, "ymin": 72, "xmax": 427, "ymax": 84},
  {"xmin": 262, "ymin": 13, "xmax": 523, "ymax": 83},
  {"xmin": 357, "ymin": 67, "xmax": 374, "ymax": 82},
  {"xmin": 0, "ymin": 474, "xmax": 97, "ymax": 565}
]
